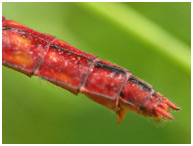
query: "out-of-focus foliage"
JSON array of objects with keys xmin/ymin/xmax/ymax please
[{"xmin": 2, "ymin": 2, "xmax": 190, "ymax": 144}]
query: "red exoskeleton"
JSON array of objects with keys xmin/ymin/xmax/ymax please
[{"xmin": 2, "ymin": 16, "xmax": 180, "ymax": 123}]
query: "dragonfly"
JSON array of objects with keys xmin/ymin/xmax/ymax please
[{"xmin": 2, "ymin": 16, "xmax": 180, "ymax": 124}]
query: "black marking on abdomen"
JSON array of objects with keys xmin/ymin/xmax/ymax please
[
  {"xmin": 50, "ymin": 44, "xmax": 92, "ymax": 60},
  {"xmin": 2, "ymin": 26, "xmax": 12, "ymax": 30},
  {"xmin": 94, "ymin": 61, "xmax": 126, "ymax": 74},
  {"xmin": 128, "ymin": 76, "xmax": 152, "ymax": 92},
  {"xmin": 83, "ymin": 61, "xmax": 126, "ymax": 88},
  {"xmin": 3, "ymin": 26, "xmax": 26, "ymax": 34}
]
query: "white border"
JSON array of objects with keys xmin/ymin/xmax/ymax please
[{"xmin": 1, "ymin": 0, "xmax": 192, "ymax": 145}]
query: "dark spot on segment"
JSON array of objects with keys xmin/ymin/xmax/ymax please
[
  {"xmin": 120, "ymin": 92, "xmax": 124, "ymax": 97},
  {"xmin": 120, "ymin": 91, "xmax": 135, "ymax": 102},
  {"xmin": 152, "ymin": 92, "xmax": 157, "ymax": 97},
  {"xmin": 94, "ymin": 61, "xmax": 126, "ymax": 74},
  {"xmin": 128, "ymin": 76, "xmax": 152, "ymax": 92}
]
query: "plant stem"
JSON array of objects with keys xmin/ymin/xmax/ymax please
[{"xmin": 78, "ymin": 2, "xmax": 191, "ymax": 74}]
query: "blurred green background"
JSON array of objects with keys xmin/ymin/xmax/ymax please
[{"xmin": 2, "ymin": 2, "xmax": 191, "ymax": 144}]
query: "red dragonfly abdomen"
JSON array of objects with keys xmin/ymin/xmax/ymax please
[{"xmin": 2, "ymin": 16, "xmax": 180, "ymax": 123}]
